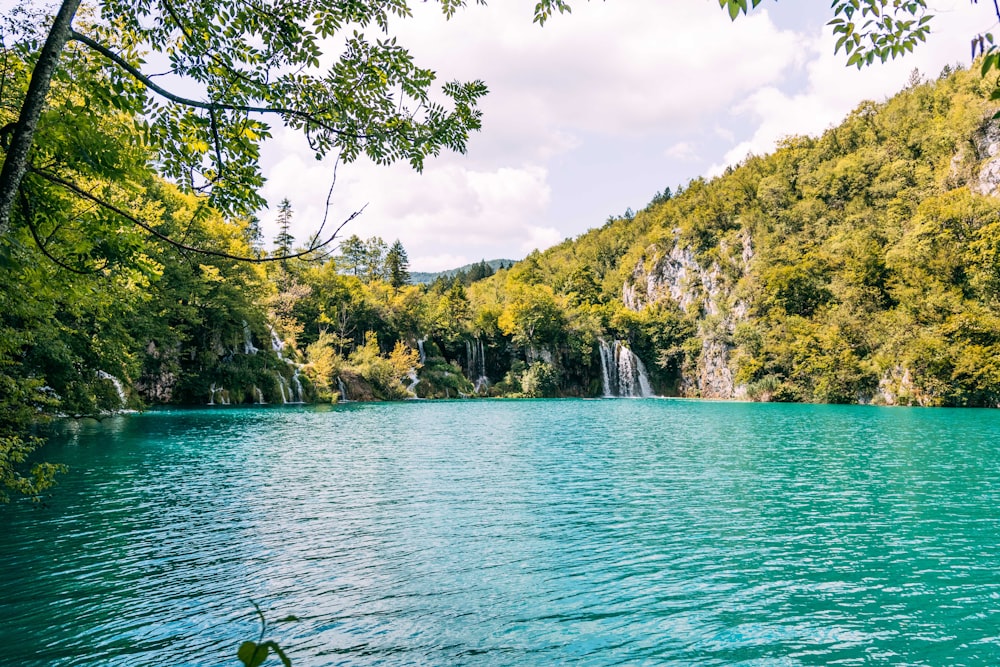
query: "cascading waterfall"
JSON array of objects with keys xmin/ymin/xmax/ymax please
[
  {"xmin": 467, "ymin": 338, "xmax": 489, "ymax": 393},
  {"xmin": 242, "ymin": 320, "xmax": 258, "ymax": 355},
  {"xmin": 275, "ymin": 373, "xmax": 289, "ymax": 404},
  {"xmin": 290, "ymin": 369, "xmax": 304, "ymax": 403},
  {"xmin": 270, "ymin": 327, "xmax": 285, "ymax": 360},
  {"xmin": 267, "ymin": 324, "xmax": 307, "ymax": 403},
  {"xmin": 405, "ymin": 369, "xmax": 420, "ymax": 396},
  {"xmin": 96, "ymin": 370, "xmax": 127, "ymax": 408},
  {"xmin": 598, "ymin": 339, "xmax": 654, "ymax": 398},
  {"xmin": 417, "ymin": 339, "xmax": 426, "ymax": 365},
  {"xmin": 337, "ymin": 377, "xmax": 349, "ymax": 401},
  {"xmin": 254, "ymin": 387, "xmax": 265, "ymax": 404},
  {"xmin": 207, "ymin": 382, "xmax": 230, "ymax": 405}
]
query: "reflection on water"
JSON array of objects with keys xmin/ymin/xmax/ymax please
[{"xmin": 1, "ymin": 400, "xmax": 999, "ymax": 665}]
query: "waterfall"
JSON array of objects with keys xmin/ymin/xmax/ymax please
[
  {"xmin": 207, "ymin": 382, "xmax": 229, "ymax": 405},
  {"xmin": 598, "ymin": 344, "xmax": 614, "ymax": 398},
  {"xmin": 337, "ymin": 377, "xmax": 349, "ymax": 401},
  {"xmin": 96, "ymin": 370, "xmax": 127, "ymax": 408},
  {"xmin": 275, "ymin": 373, "xmax": 289, "ymax": 404},
  {"xmin": 290, "ymin": 368, "xmax": 304, "ymax": 403},
  {"xmin": 242, "ymin": 320, "xmax": 258, "ymax": 355},
  {"xmin": 598, "ymin": 339, "xmax": 654, "ymax": 398},
  {"xmin": 468, "ymin": 338, "xmax": 489, "ymax": 393},
  {"xmin": 270, "ymin": 326, "xmax": 285, "ymax": 360},
  {"xmin": 405, "ymin": 368, "xmax": 420, "ymax": 396},
  {"xmin": 254, "ymin": 386, "xmax": 265, "ymax": 404},
  {"xmin": 417, "ymin": 339, "xmax": 426, "ymax": 365}
]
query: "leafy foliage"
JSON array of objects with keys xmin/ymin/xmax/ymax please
[
  {"xmin": 7, "ymin": 10, "xmax": 1000, "ymax": 504},
  {"xmin": 721, "ymin": 0, "xmax": 932, "ymax": 68}
]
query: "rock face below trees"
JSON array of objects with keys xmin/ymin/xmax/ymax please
[
  {"xmin": 623, "ymin": 232, "xmax": 753, "ymax": 399},
  {"xmin": 973, "ymin": 120, "xmax": 1000, "ymax": 196}
]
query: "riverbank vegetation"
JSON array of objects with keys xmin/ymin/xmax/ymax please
[{"xmin": 5, "ymin": 50, "xmax": 1000, "ymax": 500}]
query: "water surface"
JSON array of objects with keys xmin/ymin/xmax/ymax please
[{"xmin": 1, "ymin": 400, "xmax": 999, "ymax": 665}]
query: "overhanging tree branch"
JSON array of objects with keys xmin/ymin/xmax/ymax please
[
  {"xmin": 29, "ymin": 166, "xmax": 363, "ymax": 264},
  {"xmin": 0, "ymin": 0, "xmax": 82, "ymax": 234},
  {"xmin": 67, "ymin": 29, "xmax": 367, "ymax": 140}
]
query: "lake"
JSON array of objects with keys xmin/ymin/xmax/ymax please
[{"xmin": 1, "ymin": 399, "xmax": 999, "ymax": 666}]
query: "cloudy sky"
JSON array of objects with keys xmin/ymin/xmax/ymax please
[{"xmin": 257, "ymin": 0, "xmax": 998, "ymax": 271}]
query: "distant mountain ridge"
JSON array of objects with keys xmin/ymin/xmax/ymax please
[{"xmin": 409, "ymin": 258, "xmax": 516, "ymax": 284}]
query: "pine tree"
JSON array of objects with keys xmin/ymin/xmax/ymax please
[
  {"xmin": 385, "ymin": 239, "xmax": 410, "ymax": 288},
  {"xmin": 273, "ymin": 199, "xmax": 295, "ymax": 259},
  {"xmin": 244, "ymin": 215, "xmax": 264, "ymax": 256}
]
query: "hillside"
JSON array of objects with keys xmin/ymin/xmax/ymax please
[
  {"xmin": 409, "ymin": 259, "xmax": 516, "ymax": 285},
  {"xmin": 4, "ymin": 63, "xmax": 1000, "ymax": 458},
  {"xmin": 468, "ymin": 65, "xmax": 1000, "ymax": 406}
]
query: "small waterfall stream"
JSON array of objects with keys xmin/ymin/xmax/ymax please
[
  {"xmin": 598, "ymin": 339, "xmax": 654, "ymax": 398},
  {"xmin": 270, "ymin": 327, "xmax": 286, "ymax": 360},
  {"xmin": 405, "ymin": 369, "xmax": 420, "ymax": 396},
  {"xmin": 466, "ymin": 338, "xmax": 489, "ymax": 393},
  {"xmin": 96, "ymin": 370, "xmax": 127, "ymax": 408},
  {"xmin": 242, "ymin": 320, "xmax": 258, "ymax": 355},
  {"xmin": 290, "ymin": 369, "xmax": 304, "ymax": 403},
  {"xmin": 276, "ymin": 374, "xmax": 289, "ymax": 404}
]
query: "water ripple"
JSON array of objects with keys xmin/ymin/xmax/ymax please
[{"xmin": 1, "ymin": 401, "xmax": 999, "ymax": 665}]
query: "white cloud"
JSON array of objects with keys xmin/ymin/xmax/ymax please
[
  {"xmin": 393, "ymin": 0, "xmax": 807, "ymax": 144},
  {"xmin": 665, "ymin": 141, "xmax": 699, "ymax": 161},
  {"xmin": 256, "ymin": 0, "xmax": 993, "ymax": 270},
  {"xmin": 255, "ymin": 0, "xmax": 814, "ymax": 269},
  {"xmin": 260, "ymin": 129, "xmax": 555, "ymax": 270},
  {"xmin": 521, "ymin": 226, "xmax": 563, "ymax": 255},
  {"xmin": 709, "ymin": 0, "xmax": 997, "ymax": 175}
]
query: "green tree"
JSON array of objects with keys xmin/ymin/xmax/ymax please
[
  {"xmin": 337, "ymin": 235, "xmax": 367, "ymax": 277},
  {"xmin": 0, "ymin": 0, "xmax": 503, "ymax": 240},
  {"xmin": 273, "ymin": 199, "xmax": 295, "ymax": 260},
  {"xmin": 7, "ymin": 0, "xmax": 987, "ymax": 250},
  {"xmin": 385, "ymin": 239, "xmax": 411, "ymax": 288},
  {"xmin": 363, "ymin": 237, "xmax": 389, "ymax": 283}
]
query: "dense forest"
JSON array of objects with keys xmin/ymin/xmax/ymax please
[{"xmin": 4, "ymin": 51, "xmax": 1000, "ymax": 496}]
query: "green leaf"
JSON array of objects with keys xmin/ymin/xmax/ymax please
[{"xmin": 238, "ymin": 641, "xmax": 269, "ymax": 667}]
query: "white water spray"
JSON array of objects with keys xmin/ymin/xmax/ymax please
[
  {"xmin": 598, "ymin": 339, "xmax": 654, "ymax": 398},
  {"xmin": 96, "ymin": 370, "xmax": 127, "ymax": 408}
]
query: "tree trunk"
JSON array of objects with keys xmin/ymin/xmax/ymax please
[{"xmin": 0, "ymin": 0, "xmax": 82, "ymax": 235}]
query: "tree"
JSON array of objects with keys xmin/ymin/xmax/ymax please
[
  {"xmin": 385, "ymin": 240, "xmax": 411, "ymax": 288},
  {"xmin": 363, "ymin": 236, "xmax": 389, "ymax": 283},
  {"xmin": 244, "ymin": 215, "xmax": 263, "ymax": 256},
  {"xmin": 0, "ymin": 0, "xmax": 590, "ymax": 256},
  {"xmin": 466, "ymin": 260, "xmax": 495, "ymax": 283},
  {"xmin": 720, "ymin": 0, "xmax": 933, "ymax": 67},
  {"xmin": 723, "ymin": 0, "xmax": 999, "ymax": 84},
  {"xmin": 273, "ymin": 199, "xmax": 295, "ymax": 260},
  {"xmin": 337, "ymin": 235, "xmax": 367, "ymax": 277},
  {"xmin": 4, "ymin": 0, "xmax": 997, "ymax": 268},
  {"xmin": 0, "ymin": 0, "xmax": 501, "ymax": 246}
]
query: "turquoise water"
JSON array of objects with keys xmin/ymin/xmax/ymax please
[{"xmin": 1, "ymin": 400, "xmax": 999, "ymax": 666}]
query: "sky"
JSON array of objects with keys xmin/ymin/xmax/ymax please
[{"xmin": 256, "ymin": 0, "xmax": 1000, "ymax": 272}]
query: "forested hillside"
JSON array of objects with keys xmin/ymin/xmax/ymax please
[{"xmin": 4, "ymin": 61, "xmax": 1000, "ymax": 496}]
